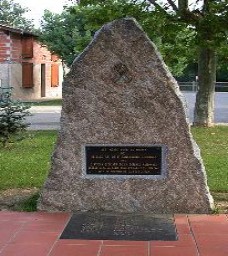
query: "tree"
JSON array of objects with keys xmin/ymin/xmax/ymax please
[
  {"xmin": 80, "ymin": 0, "xmax": 228, "ymax": 126},
  {"xmin": 39, "ymin": 9, "xmax": 85, "ymax": 66},
  {"xmin": 80, "ymin": 0, "xmax": 198, "ymax": 76},
  {"xmin": 164, "ymin": 0, "xmax": 228, "ymax": 127},
  {"xmin": 40, "ymin": 0, "xmax": 194, "ymax": 74},
  {"xmin": 42, "ymin": 0, "xmax": 228, "ymax": 126},
  {"xmin": 0, "ymin": 90, "xmax": 31, "ymax": 147},
  {"xmin": 0, "ymin": 0, "xmax": 34, "ymax": 30}
]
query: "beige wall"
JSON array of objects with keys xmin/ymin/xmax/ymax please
[
  {"xmin": 10, "ymin": 63, "xmax": 62, "ymax": 101},
  {"xmin": 9, "ymin": 63, "xmax": 62, "ymax": 101},
  {"xmin": 11, "ymin": 63, "xmax": 37, "ymax": 100}
]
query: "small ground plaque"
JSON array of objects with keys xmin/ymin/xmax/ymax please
[
  {"xmin": 60, "ymin": 212, "xmax": 177, "ymax": 241},
  {"xmin": 85, "ymin": 145, "xmax": 164, "ymax": 175}
]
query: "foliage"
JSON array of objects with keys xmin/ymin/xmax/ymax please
[
  {"xmin": 145, "ymin": 0, "xmax": 227, "ymax": 126},
  {"xmin": 0, "ymin": 90, "xmax": 31, "ymax": 147},
  {"xmin": 0, "ymin": 0, "xmax": 34, "ymax": 30},
  {"xmin": 40, "ymin": 0, "xmax": 194, "ymax": 75},
  {"xmin": 15, "ymin": 193, "xmax": 39, "ymax": 212},
  {"xmin": 41, "ymin": 0, "xmax": 227, "ymax": 78},
  {"xmin": 39, "ymin": 10, "xmax": 78, "ymax": 65},
  {"xmin": 41, "ymin": 0, "xmax": 228, "ymax": 125}
]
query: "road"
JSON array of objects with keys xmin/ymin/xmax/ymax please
[
  {"xmin": 28, "ymin": 106, "xmax": 61, "ymax": 130},
  {"xmin": 27, "ymin": 92, "xmax": 228, "ymax": 130},
  {"xmin": 183, "ymin": 92, "xmax": 228, "ymax": 124}
]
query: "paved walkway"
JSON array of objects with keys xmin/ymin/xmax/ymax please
[{"xmin": 0, "ymin": 212, "xmax": 228, "ymax": 256}]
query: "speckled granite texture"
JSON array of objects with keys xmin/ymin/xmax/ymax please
[{"xmin": 38, "ymin": 18, "xmax": 214, "ymax": 213}]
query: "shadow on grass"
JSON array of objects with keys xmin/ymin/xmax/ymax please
[{"xmin": 15, "ymin": 193, "xmax": 39, "ymax": 212}]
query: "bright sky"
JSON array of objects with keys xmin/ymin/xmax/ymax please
[{"xmin": 14, "ymin": 0, "xmax": 68, "ymax": 27}]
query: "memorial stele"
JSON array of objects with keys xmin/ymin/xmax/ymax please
[{"xmin": 38, "ymin": 18, "xmax": 214, "ymax": 213}]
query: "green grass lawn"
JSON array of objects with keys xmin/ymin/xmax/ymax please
[
  {"xmin": 25, "ymin": 99, "xmax": 62, "ymax": 106},
  {"xmin": 192, "ymin": 126, "xmax": 228, "ymax": 192},
  {"xmin": 0, "ymin": 127, "xmax": 227, "ymax": 193},
  {"xmin": 0, "ymin": 131, "xmax": 57, "ymax": 190}
]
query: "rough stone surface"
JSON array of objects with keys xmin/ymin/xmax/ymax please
[{"xmin": 38, "ymin": 18, "xmax": 214, "ymax": 213}]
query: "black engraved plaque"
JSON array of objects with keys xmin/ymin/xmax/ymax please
[
  {"xmin": 60, "ymin": 212, "xmax": 177, "ymax": 241},
  {"xmin": 85, "ymin": 145, "xmax": 163, "ymax": 175}
]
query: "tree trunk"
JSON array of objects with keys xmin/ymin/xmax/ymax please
[{"xmin": 193, "ymin": 47, "xmax": 216, "ymax": 127}]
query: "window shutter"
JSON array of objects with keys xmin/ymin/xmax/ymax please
[
  {"xmin": 51, "ymin": 64, "xmax": 59, "ymax": 87},
  {"xmin": 22, "ymin": 62, "xmax": 33, "ymax": 88},
  {"xmin": 22, "ymin": 37, "xmax": 33, "ymax": 58}
]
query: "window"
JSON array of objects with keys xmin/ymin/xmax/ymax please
[
  {"xmin": 22, "ymin": 36, "xmax": 33, "ymax": 58},
  {"xmin": 22, "ymin": 62, "xmax": 33, "ymax": 88},
  {"xmin": 51, "ymin": 64, "xmax": 59, "ymax": 87}
]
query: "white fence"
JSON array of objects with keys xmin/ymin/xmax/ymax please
[{"xmin": 178, "ymin": 82, "xmax": 228, "ymax": 92}]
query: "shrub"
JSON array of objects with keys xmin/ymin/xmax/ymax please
[{"xmin": 0, "ymin": 89, "xmax": 31, "ymax": 147}]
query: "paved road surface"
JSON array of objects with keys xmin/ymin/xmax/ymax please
[
  {"xmin": 27, "ymin": 92, "xmax": 228, "ymax": 130},
  {"xmin": 184, "ymin": 92, "xmax": 228, "ymax": 124},
  {"xmin": 28, "ymin": 106, "xmax": 61, "ymax": 130}
]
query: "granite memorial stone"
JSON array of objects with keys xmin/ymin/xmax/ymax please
[{"xmin": 38, "ymin": 18, "xmax": 214, "ymax": 213}]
